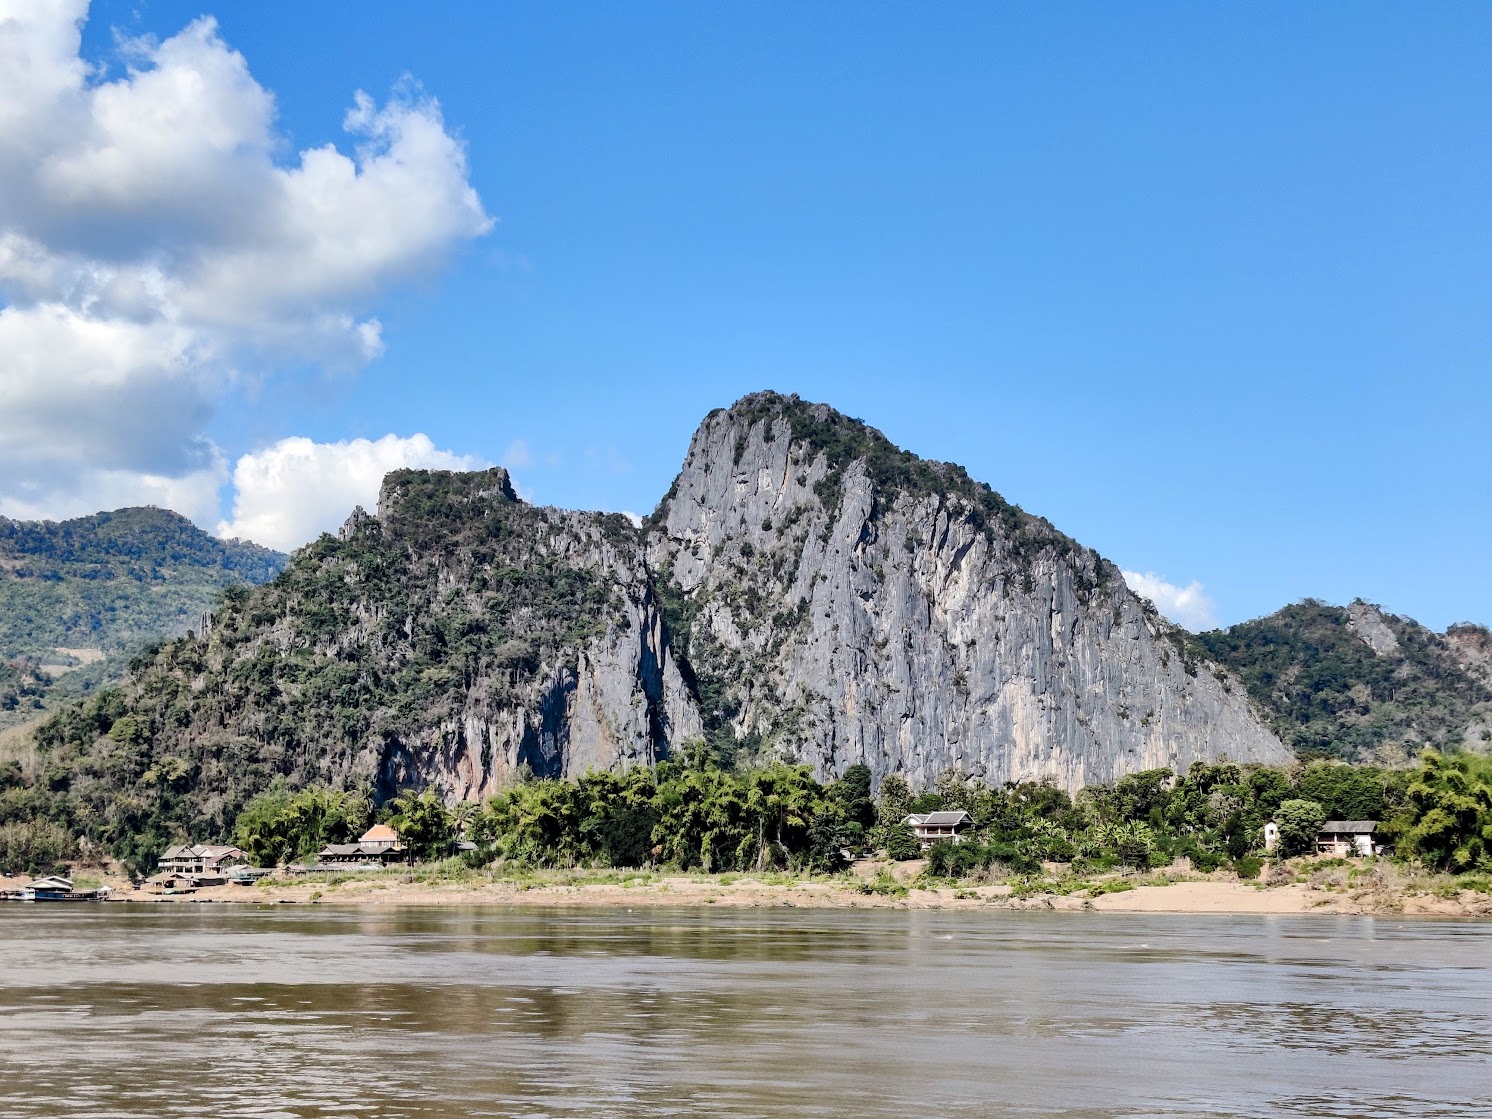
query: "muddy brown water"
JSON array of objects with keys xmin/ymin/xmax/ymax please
[{"xmin": 0, "ymin": 905, "xmax": 1489, "ymax": 1118}]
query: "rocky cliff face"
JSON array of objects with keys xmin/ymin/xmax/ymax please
[
  {"xmin": 648, "ymin": 394, "xmax": 1289, "ymax": 788},
  {"xmin": 36, "ymin": 393, "xmax": 1292, "ymax": 833},
  {"xmin": 360, "ymin": 469, "xmax": 701, "ymax": 797}
]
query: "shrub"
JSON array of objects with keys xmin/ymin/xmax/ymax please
[{"xmin": 885, "ymin": 823, "xmax": 921, "ymax": 861}]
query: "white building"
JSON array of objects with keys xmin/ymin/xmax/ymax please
[
  {"xmin": 904, "ymin": 810, "xmax": 972, "ymax": 848},
  {"xmin": 1263, "ymin": 820, "xmax": 1280, "ymax": 852}
]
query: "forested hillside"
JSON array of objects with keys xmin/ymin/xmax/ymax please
[
  {"xmin": 0, "ymin": 507, "xmax": 287, "ymax": 727},
  {"xmin": 1198, "ymin": 601, "xmax": 1492, "ymax": 762}
]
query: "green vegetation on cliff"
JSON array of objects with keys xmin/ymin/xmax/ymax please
[
  {"xmin": 1197, "ymin": 600, "xmax": 1492, "ymax": 761},
  {"xmin": 9, "ymin": 469, "xmax": 639, "ymax": 868}
]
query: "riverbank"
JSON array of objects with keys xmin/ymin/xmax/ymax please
[{"xmin": 8, "ymin": 857, "xmax": 1490, "ymax": 916}]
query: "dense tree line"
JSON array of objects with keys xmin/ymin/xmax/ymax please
[
  {"xmin": 8, "ymin": 717, "xmax": 1492, "ymax": 879},
  {"xmin": 210, "ymin": 751, "xmax": 1492, "ymax": 880}
]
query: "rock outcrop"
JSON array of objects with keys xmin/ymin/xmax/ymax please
[
  {"xmin": 648, "ymin": 393, "xmax": 1289, "ymax": 787},
  {"xmin": 313, "ymin": 468, "xmax": 703, "ymax": 797}
]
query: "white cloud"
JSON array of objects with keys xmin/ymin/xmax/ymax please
[
  {"xmin": 217, "ymin": 433, "xmax": 486, "ymax": 552},
  {"xmin": 0, "ymin": 4, "xmax": 490, "ymax": 523},
  {"xmin": 1122, "ymin": 570, "xmax": 1219, "ymax": 632}
]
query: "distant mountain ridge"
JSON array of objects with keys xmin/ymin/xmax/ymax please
[
  {"xmin": 1197, "ymin": 600, "xmax": 1492, "ymax": 762},
  {"xmin": 0, "ymin": 507, "xmax": 287, "ymax": 726}
]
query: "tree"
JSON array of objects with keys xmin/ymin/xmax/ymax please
[
  {"xmin": 827, "ymin": 763, "xmax": 875, "ymax": 832},
  {"xmin": 234, "ymin": 786, "xmax": 372, "ymax": 867},
  {"xmin": 1246, "ymin": 767, "xmax": 1292, "ymax": 815},
  {"xmin": 875, "ymin": 774, "xmax": 911, "ymax": 844},
  {"xmin": 1296, "ymin": 763, "xmax": 1388, "ymax": 821},
  {"xmin": 1274, "ymin": 798, "xmax": 1327, "ymax": 858},
  {"xmin": 385, "ymin": 789, "xmax": 455, "ymax": 861},
  {"xmin": 1386, "ymin": 750, "xmax": 1492, "ymax": 871},
  {"xmin": 0, "ymin": 819, "xmax": 74, "ymax": 875},
  {"xmin": 805, "ymin": 811, "xmax": 851, "ymax": 873},
  {"xmin": 886, "ymin": 822, "xmax": 920, "ymax": 861},
  {"xmin": 742, "ymin": 764, "xmax": 821, "ymax": 871}
]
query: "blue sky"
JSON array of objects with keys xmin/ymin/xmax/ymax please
[{"xmin": 3, "ymin": 3, "xmax": 1489, "ymax": 632}]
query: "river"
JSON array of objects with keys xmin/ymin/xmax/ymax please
[{"xmin": 0, "ymin": 905, "xmax": 1488, "ymax": 1118}]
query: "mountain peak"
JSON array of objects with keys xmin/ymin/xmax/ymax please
[{"xmin": 375, "ymin": 466, "xmax": 521, "ymax": 523}]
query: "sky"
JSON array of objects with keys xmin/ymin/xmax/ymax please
[{"xmin": 1, "ymin": 2, "xmax": 1489, "ymax": 633}]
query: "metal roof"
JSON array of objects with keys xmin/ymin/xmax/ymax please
[
  {"xmin": 1320, "ymin": 821, "xmax": 1379, "ymax": 833},
  {"xmin": 906, "ymin": 810, "xmax": 972, "ymax": 827}
]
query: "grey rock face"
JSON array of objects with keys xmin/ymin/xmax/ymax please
[
  {"xmin": 1445, "ymin": 622, "xmax": 1492, "ymax": 688},
  {"xmin": 647, "ymin": 394, "xmax": 1290, "ymax": 789},
  {"xmin": 1347, "ymin": 601, "xmax": 1402, "ymax": 657}
]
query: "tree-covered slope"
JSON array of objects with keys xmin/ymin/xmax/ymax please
[
  {"xmin": 22, "ymin": 469, "xmax": 698, "ymax": 861},
  {"xmin": 0, "ymin": 506, "xmax": 287, "ymax": 727},
  {"xmin": 1197, "ymin": 601, "xmax": 1492, "ymax": 762}
]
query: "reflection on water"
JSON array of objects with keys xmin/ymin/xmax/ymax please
[{"xmin": 0, "ymin": 906, "xmax": 1489, "ymax": 1118}]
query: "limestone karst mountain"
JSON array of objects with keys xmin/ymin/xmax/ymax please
[
  {"xmin": 30, "ymin": 392, "xmax": 1291, "ymax": 842},
  {"xmin": 647, "ymin": 394, "xmax": 1288, "ymax": 788}
]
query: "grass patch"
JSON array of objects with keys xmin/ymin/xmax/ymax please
[{"xmin": 855, "ymin": 872, "xmax": 908, "ymax": 898}]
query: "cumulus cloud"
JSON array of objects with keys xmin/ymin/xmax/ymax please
[
  {"xmin": 217, "ymin": 434, "xmax": 486, "ymax": 552},
  {"xmin": 1122, "ymin": 571, "xmax": 1219, "ymax": 632},
  {"xmin": 0, "ymin": 3, "xmax": 490, "ymax": 523}
]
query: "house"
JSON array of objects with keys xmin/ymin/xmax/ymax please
[
  {"xmin": 157, "ymin": 844, "xmax": 246, "ymax": 877},
  {"xmin": 1317, "ymin": 821, "xmax": 1380, "ymax": 857},
  {"xmin": 316, "ymin": 825, "xmax": 407, "ymax": 866},
  {"xmin": 358, "ymin": 824, "xmax": 401, "ymax": 853},
  {"xmin": 21, "ymin": 875, "xmax": 74, "ymax": 900},
  {"xmin": 143, "ymin": 872, "xmax": 197, "ymax": 894},
  {"xmin": 904, "ymin": 810, "xmax": 973, "ymax": 848}
]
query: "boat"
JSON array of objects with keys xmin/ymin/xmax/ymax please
[{"xmin": 1, "ymin": 875, "xmax": 111, "ymax": 902}]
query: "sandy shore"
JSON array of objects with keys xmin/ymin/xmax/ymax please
[{"xmin": 7, "ymin": 865, "xmax": 1489, "ymax": 917}]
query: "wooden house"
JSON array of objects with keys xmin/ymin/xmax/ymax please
[
  {"xmin": 316, "ymin": 825, "xmax": 407, "ymax": 866},
  {"xmin": 1317, "ymin": 821, "xmax": 1380, "ymax": 857},
  {"xmin": 157, "ymin": 844, "xmax": 246, "ymax": 878}
]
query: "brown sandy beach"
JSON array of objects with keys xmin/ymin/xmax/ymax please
[{"xmin": 8, "ymin": 860, "xmax": 1490, "ymax": 917}]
